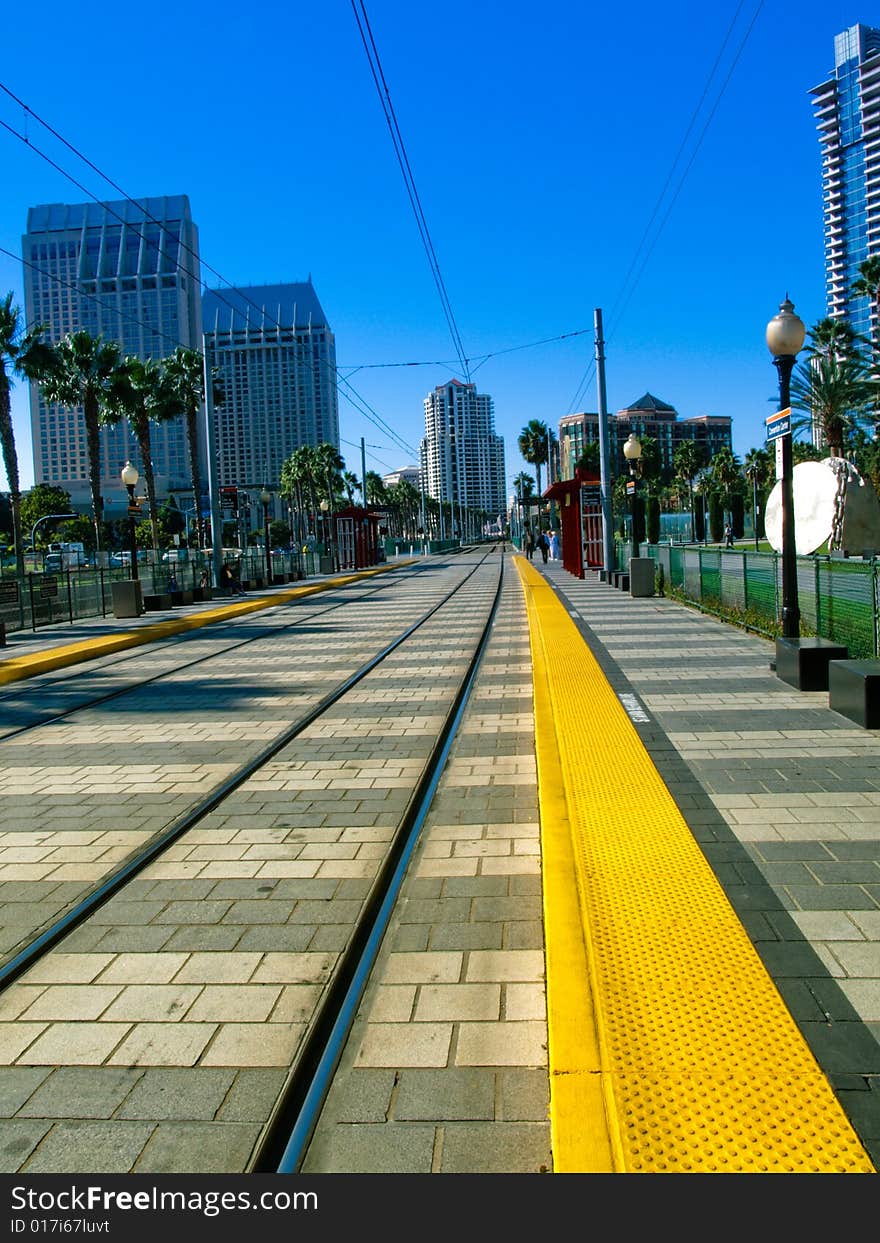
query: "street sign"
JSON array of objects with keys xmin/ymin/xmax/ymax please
[
  {"xmin": 626, "ymin": 480, "xmax": 636, "ymax": 496},
  {"xmin": 766, "ymin": 407, "xmax": 791, "ymax": 442}
]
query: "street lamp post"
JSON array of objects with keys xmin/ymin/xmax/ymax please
[
  {"xmin": 747, "ymin": 464, "xmax": 760, "ymax": 552},
  {"xmin": 319, "ymin": 499, "xmax": 329, "ymax": 561},
  {"xmin": 121, "ymin": 462, "xmax": 140, "ymax": 582},
  {"xmin": 260, "ymin": 487, "xmax": 272, "ymax": 585},
  {"xmin": 766, "ymin": 296, "xmax": 806, "ymax": 640},
  {"xmin": 623, "ymin": 433, "xmax": 642, "ymax": 554}
]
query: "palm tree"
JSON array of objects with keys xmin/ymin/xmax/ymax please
[
  {"xmin": 789, "ymin": 349, "xmax": 880, "ymax": 456},
  {"xmin": 0, "ymin": 295, "xmax": 55, "ymax": 577},
  {"xmin": 281, "ymin": 445, "xmax": 319, "ymax": 543},
  {"xmin": 851, "ymin": 255, "xmax": 880, "ymax": 350},
  {"xmin": 38, "ymin": 332, "xmax": 123, "ymax": 552},
  {"xmin": 313, "ymin": 442, "xmax": 344, "ymax": 562},
  {"xmin": 709, "ymin": 446, "xmax": 742, "ymax": 528},
  {"xmin": 517, "ymin": 419, "xmax": 549, "ymax": 495},
  {"xmin": 107, "ymin": 356, "xmax": 175, "ymax": 559},
  {"xmin": 390, "ymin": 478, "xmax": 420, "ymax": 538},
  {"xmin": 342, "ymin": 470, "xmax": 359, "ymax": 507},
  {"xmin": 314, "ymin": 442, "xmax": 344, "ymax": 508},
  {"xmin": 162, "ymin": 346, "xmax": 217, "ymax": 549},
  {"xmin": 673, "ymin": 439, "xmax": 705, "ymax": 542},
  {"xmin": 574, "ymin": 443, "xmax": 600, "ymax": 472},
  {"xmin": 743, "ymin": 447, "xmax": 772, "ymax": 548},
  {"xmin": 512, "ymin": 472, "xmax": 535, "ymax": 500},
  {"xmin": 364, "ymin": 471, "xmax": 387, "ymax": 506},
  {"xmin": 809, "ymin": 316, "xmax": 862, "ymax": 360}
]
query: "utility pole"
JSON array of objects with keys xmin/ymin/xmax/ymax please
[
  {"xmin": 202, "ymin": 338, "xmax": 223, "ymax": 592},
  {"xmin": 594, "ymin": 308, "xmax": 615, "ymax": 579},
  {"xmin": 360, "ymin": 437, "xmax": 368, "ymax": 506}
]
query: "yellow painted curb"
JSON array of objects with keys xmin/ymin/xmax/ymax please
[
  {"xmin": 0, "ymin": 562, "xmax": 411, "ymax": 687},
  {"xmin": 514, "ymin": 554, "xmax": 875, "ymax": 1174}
]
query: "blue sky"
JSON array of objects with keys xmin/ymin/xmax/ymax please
[{"xmin": 0, "ymin": 0, "xmax": 867, "ymax": 494}]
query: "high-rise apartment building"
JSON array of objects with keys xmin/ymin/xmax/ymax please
[
  {"xmin": 23, "ymin": 197, "xmax": 203, "ymax": 511},
  {"xmin": 420, "ymin": 380, "xmax": 505, "ymax": 518},
  {"xmin": 201, "ymin": 281, "xmax": 338, "ymax": 489},
  {"xmin": 812, "ymin": 24, "xmax": 880, "ymax": 339}
]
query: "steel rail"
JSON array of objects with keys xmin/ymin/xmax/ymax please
[
  {"xmin": 250, "ymin": 558, "xmax": 505, "ymax": 1173},
  {"xmin": 0, "ymin": 552, "xmax": 496, "ymax": 992},
  {"xmin": 0, "ymin": 560, "xmax": 439, "ymax": 739}
]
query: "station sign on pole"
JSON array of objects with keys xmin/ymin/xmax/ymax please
[
  {"xmin": 766, "ymin": 407, "xmax": 790, "ymax": 479},
  {"xmin": 766, "ymin": 407, "xmax": 791, "ymax": 441}
]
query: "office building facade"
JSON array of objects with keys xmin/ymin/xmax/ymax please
[
  {"xmin": 202, "ymin": 281, "xmax": 338, "ymax": 491},
  {"xmin": 812, "ymin": 24, "xmax": 880, "ymax": 339},
  {"xmin": 23, "ymin": 196, "xmax": 203, "ymax": 512},
  {"xmin": 558, "ymin": 394, "xmax": 732, "ymax": 479},
  {"xmin": 420, "ymin": 380, "xmax": 505, "ymax": 517}
]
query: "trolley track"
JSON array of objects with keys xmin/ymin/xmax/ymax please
[
  {"xmin": 0, "ymin": 553, "xmax": 497, "ymax": 976},
  {"xmin": 0, "ymin": 558, "xmax": 444, "ymax": 741},
  {"xmin": 0, "ymin": 553, "xmax": 497, "ymax": 988},
  {"xmin": 0, "ymin": 550, "xmax": 507, "ymax": 1175}
]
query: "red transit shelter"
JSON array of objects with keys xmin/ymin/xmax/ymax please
[
  {"xmin": 333, "ymin": 507, "xmax": 382, "ymax": 570},
  {"xmin": 541, "ymin": 469, "xmax": 603, "ymax": 578}
]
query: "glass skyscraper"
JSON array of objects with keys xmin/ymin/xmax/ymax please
[
  {"xmin": 23, "ymin": 196, "xmax": 203, "ymax": 511},
  {"xmin": 201, "ymin": 281, "xmax": 339, "ymax": 489},
  {"xmin": 812, "ymin": 24, "xmax": 880, "ymax": 339}
]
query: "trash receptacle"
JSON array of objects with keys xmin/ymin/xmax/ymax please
[
  {"xmin": 111, "ymin": 579, "xmax": 143, "ymax": 618},
  {"xmin": 629, "ymin": 557, "xmax": 655, "ymax": 598}
]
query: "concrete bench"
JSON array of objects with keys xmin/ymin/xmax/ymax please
[
  {"xmin": 613, "ymin": 571, "xmax": 630, "ymax": 591},
  {"xmin": 191, "ymin": 586, "xmax": 212, "ymax": 602},
  {"xmin": 775, "ymin": 636, "xmax": 849, "ymax": 691},
  {"xmin": 143, "ymin": 593, "xmax": 174, "ymax": 611},
  {"xmin": 169, "ymin": 589, "xmax": 194, "ymax": 607},
  {"xmin": 829, "ymin": 659, "xmax": 880, "ymax": 729}
]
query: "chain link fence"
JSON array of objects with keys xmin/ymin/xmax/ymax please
[{"xmin": 638, "ymin": 544, "xmax": 879, "ymax": 658}]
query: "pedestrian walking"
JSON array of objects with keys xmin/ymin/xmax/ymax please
[
  {"xmin": 537, "ymin": 531, "xmax": 549, "ymax": 564},
  {"xmin": 549, "ymin": 531, "xmax": 560, "ymax": 561},
  {"xmin": 523, "ymin": 529, "xmax": 534, "ymax": 560},
  {"xmin": 724, "ymin": 523, "xmax": 734, "ymax": 548}
]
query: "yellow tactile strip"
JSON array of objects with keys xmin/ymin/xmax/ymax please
[
  {"xmin": 515, "ymin": 556, "xmax": 875, "ymax": 1174},
  {"xmin": 0, "ymin": 563, "xmax": 408, "ymax": 688}
]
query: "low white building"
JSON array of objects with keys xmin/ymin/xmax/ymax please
[{"xmin": 382, "ymin": 465, "xmax": 421, "ymax": 489}]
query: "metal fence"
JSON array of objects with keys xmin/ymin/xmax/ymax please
[
  {"xmin": 635, "ymin": 543, "xmax": 880, "ymax": 658},
  {"xmin": 0, "ymin": 548, "xmax": 321, "ymax": 637}
]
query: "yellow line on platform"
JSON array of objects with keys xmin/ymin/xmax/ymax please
[
  {"xmin": 0, "ymin": 563, "xmax": 408, "ymax": 688},
  {"xmin": 515, "ymin": 555, "xmax": 875, "ymax": 1174}
]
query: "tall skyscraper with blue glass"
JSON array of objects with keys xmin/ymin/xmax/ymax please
[
  {"xmin": 23, "ymin": 196, "xmax": 203, "ymax": 513},
  {"xmin": 201, "ymin": 281, "xmax": 339, "ymax": 489},
  {"xmin": 812, "ymin": 24, "xmax": 880, "ymax": 340}
]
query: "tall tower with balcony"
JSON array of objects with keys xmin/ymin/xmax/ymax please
[{"xmin": 812, "ymin": 24, "xmax": 880, "ymax": 340}]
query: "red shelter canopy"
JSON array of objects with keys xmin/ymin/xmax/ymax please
[
  {"xmin": 333, "ymin": 507, "xmax": 383, "ymax": 570},
  {"xmin": 542, "ymin": 469, "xmax": 603, "ymax": 578}
]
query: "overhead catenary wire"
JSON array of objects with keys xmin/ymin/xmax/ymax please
[
  {"xmin": 350, "ymin": 0, "xmax": 471, "ymax": 383},
  {"xmin": 565, "ymin": 0, "xmax": 764, "ymax": 417},
  {"xmin": 0, "ymin": 85, "xmax": 420, "ymax": 461},
  {"xmin": 606, "ymin": 0, "xmax": 765, "ymax": 341}
]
